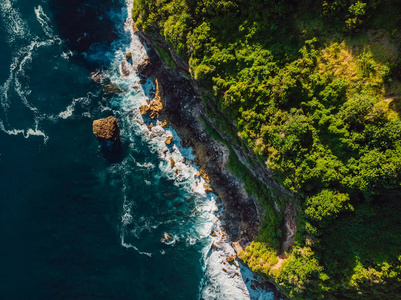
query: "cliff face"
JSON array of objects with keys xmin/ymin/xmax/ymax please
[{"xmin": 133, "ymin": 29, "xmax": 295, "ymax": 253}]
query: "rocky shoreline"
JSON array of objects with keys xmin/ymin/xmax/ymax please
[{"xmin": 132, "ymin": 28, "xmax": 288, "ymax": 299}]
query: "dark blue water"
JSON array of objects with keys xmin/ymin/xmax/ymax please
[{"xmin": 0, "ymin": 1, "xmax": 273, "ymax": 299}]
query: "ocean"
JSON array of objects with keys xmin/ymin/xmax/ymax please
[{"xmin": 0, "ymin": 0, "xmax": 274, "ymax": 299}]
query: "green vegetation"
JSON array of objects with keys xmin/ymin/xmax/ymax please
[{"xmin": 133, "ymin": 0, "xmax": 401, "ymax": 298}]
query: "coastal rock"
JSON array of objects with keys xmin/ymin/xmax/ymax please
[
  {"xmin": 139, "ymin": 105, "xmax": 151, "ymax": 115},
  {"xmin": 103, "ymin": 84, "xmax": 123, "ymax": 96},
  {"xmin": 170, "ymin": 158, "xmax": 175, "ymax": 168},
  {"xmin": 91, "ymin": 70, "xmax": 103, "ymax": 83},
  {"xmin": 161, "ymin": 232, "xmax": 172, "ymax": 243},
  {"xmin": 126, "ymin": 52, "xmax": 132, "ymax": 61},
  {"xmin": 120, "ymin": 60, "xmax": 130, "ymax": 77},
  {"xmin": 92, "ymin": 116, "xmax": 119, "ymax": 143},
  {"xmin": 204, "ymin": 184, "xmax": 213, "ymax": 193},
  {"xmin": 165, "ymin": 136, "xmax": 173, "ymax": 145},
  {"xmin": 135, "ymin": 51, "xmax": 162, "ymax": 77}
]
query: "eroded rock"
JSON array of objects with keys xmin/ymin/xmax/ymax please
[
  {"xmin": 120, "ymin": 60, "xmax": 130, "ymax": 77},
  {"xmin": 92, "ymin": 116, "xmax": 119, "ymax": 143},
  {"xmin": 165, "ymin": 136, "xmax": 173, "ymax": 145}
]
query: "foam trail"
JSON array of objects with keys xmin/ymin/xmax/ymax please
[
  {"xmin": 0, "ymin": 121, "xmax": 48, "ymax": 143},
  {"xmin": 34, "ymin": 5, "xmax": 54, "ymax": 38},
  {"xmin": 121, "ymin": 234, "xmax": 153, "ymax": 257}
]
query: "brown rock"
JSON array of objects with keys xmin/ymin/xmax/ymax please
[
  {"xmin": 132, "ymin": 23, "xmax": 139, "ymax": 33},
  {"xmin": 211, "ymin": 231, "xmax": 216, "ymax": 237},
  {"xmin": 135, "ymin": 57, "xmax": 159, "ymax": 77},
  {"xmin": 199, "ymin": 168, "xmax": 210, "ymax": 183},
  {"xmin": 170, "ymin": 158, "xmax": 175, "ymax": 168},
  {"xmin": 139, "ymin": 78, "xmax": 147, "ymax": 84},
  {"xmin": 161, "ymin": 232, "xmax": 172, "ymax": 242},
  {"xmin": 204, "ymin": 184, "xmax": 213, "ymax": 193},
  {"xmin": 103, "ymin": 84, "xmax": 123, "ymax": 96},
  {"xmin": 182, "ymin": 158, "xmax": 186, "ymax": 163},
  {"xmin": 165, "ymin": 136, "xmax": 173, "ymax": 145},
  {"xmin": 163, "ymin": 149, "xmax": 169, "ymax": 155},
  {"xmin": 120, "ymin": 60, "xmax": 130, "ymax": 77},
  {"xmin": 227, "ymin": 254, "xmax": 237, "ymax": 263},
  {"xmin": 139, "ymin": 105, "xmax": 150, "ymax": 115},
  {"xmin": 126, "ymin": 52, "xmax": 132, "ymax": 61},
  {"xmin": 92, "ymin": 116, "xmax": 119, "ymax": 143},
  {"xmin": 91, "ymin": 70, "xmax": 102, "ymax": 83},
  {"xmin": 149, "ymin": 111, "xmax": 159, "ymax": 119}
]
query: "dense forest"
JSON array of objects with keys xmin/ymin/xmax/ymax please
[{"xmin": 132, "ymin": 0, "xmax": 401, "ymax": 298}]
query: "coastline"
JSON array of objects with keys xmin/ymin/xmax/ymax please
[{"xmin": 132, "ymin": 26, "xmax": 288, "ymax": 300}]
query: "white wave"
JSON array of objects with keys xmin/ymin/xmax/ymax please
[
  {"xmin": 0, "ymin": 121, "xmax": 48, "ymax": 143},
  {"xmin": 57, "ymin": 97, "xmax": 90, "ymax": 119},
  {"xmin": 34, "ymin": 5, "xmax": 54, "ymax": 38},
  {"xmin": 121, "ymin": 235, "xmax": 153, "ymax": 257}
]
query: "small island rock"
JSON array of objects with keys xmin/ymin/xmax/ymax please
[{"xmin": 92, "ymin": 116, "xmax": 119, "ymax": 143}]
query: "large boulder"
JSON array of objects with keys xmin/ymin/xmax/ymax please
[
  {"xmin": 135, "ymin": 49, "xmax": 162, "ymax": 77},
  {"xmin": 92, "ymin": 116, "xmax": 119, "ymax": 143}
]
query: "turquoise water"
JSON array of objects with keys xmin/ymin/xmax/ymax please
[{"xmin": 0, "ymin": 1, "xmax": 274, "ymax": 299}]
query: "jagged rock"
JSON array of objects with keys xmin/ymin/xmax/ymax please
[
  {"xmin": 227, "ymin": 254, "xmax": 237, "ymax": 263},
  {"xmin": 120, "ymin": 60, "xmax": 130, "ymax": 77},
  {"xmin": 204, "ymin": 184, "xmax": 213, "ymax": 193},
  {"xmin": 163, "ymin": 149, "xmax": 169, "ymax": 155},
  {"xmin": 92, "ymin": 116, "xmax": 119, "ymax": 143},
  {"xmin": 126, "ymin": 52, "xmax": 132, "ymax": 61},
  {"xmin": 147, "ymin": 123, "xmax": 154, "ymax": 131},
  {"xmin": 170, "ymin": 158, "xmax": 175, "ymax": 168},
  {"xmin": 135, "ymin": 56, "xmax": 161, "ymax": 77},
  {"xmin": 139, "ymin": 105, "xmax": 150, "ymax": 115},
  {"xmin": 91, "ymin": 70, "xmax": 103, "ymax": 83},
  {"xmin": 161, "ymin": 232, "xmax": 172, "ymax": 242},
  {"xmin": 149, "ymin": 111, "xmax": 159, "ymax": 120},
  {"xmin": 103, "ymin": 84, "xmax": 123, "ymax": 96},
  {"xmin": 165, "ymin": 136, "xmax": 173, "ymax": 145},
  {"xmin": 199, "ymin": 168, "xmax": 210, "ymax": 183},
  {"xmin": 182, "ymin": 158, "xmax": 186, "ymax": 163}
]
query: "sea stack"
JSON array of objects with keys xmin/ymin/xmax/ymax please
[{"xmin": 92, "ymin": 116, "xmax": 120, "ymax": 144}]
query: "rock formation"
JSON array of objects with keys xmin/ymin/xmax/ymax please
[
  {"xmin": 120, "ymin": 60, "xmax": 130, "ymax": 77},
  {"xmin": 103, "ymin": 84, "xmax": 124, "ymax": 97},
  {"xmin": 165, "ymin": 136, "xmax": 173, "ymax": 145},
  {"xmin": 92, "ymin": 116, "xmax": 119, "ymax": 143}
]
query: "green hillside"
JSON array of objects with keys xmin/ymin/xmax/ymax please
[{"xmin": 132, "ymin": 0, "xmax": 401, "ymax": 298}]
